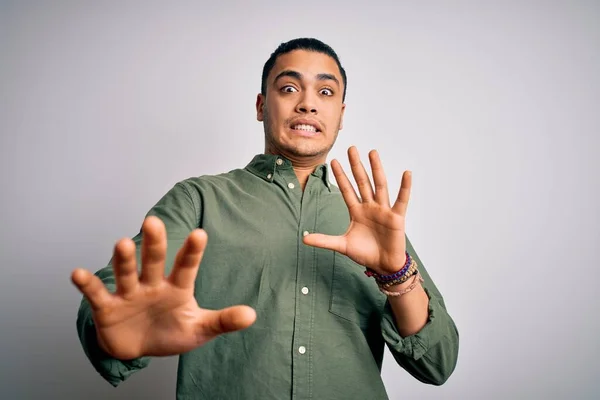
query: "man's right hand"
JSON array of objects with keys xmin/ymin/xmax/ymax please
[{"xmin": 71, "ymin": 216, "xmax": 256, "ymax": 360}]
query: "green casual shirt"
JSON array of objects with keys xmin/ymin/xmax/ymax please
[{"xmin": 76, "ymin": 154, "xmax": 459, "ymax": 399}]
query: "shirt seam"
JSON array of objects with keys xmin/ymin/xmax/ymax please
[{"xmin": 179, "ymin": 180, "xmax": 201, "ymax": 228}]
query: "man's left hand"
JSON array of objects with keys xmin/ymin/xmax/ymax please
[{"xmin": 303, "ymin": 146, "xmax": 412, "ymax": 275}]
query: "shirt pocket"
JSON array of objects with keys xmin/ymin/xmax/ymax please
[
  {"xmin": 329, "ymin": 252, "xmax": 387, "ymax": 330},
  {"xmin": 194, "ymin": 242, "xmax": 270, "ymax": 311}
]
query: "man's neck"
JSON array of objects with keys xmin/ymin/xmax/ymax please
[
  {"xmin": 264, "ymin": 148, "xmax": 327, "ymax": 191},
  {"xmin": 292, "ymin": 165, "xmax": 316, "ymax": 191}
]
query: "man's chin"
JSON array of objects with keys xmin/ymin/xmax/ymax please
[
  {"xmin": 265, "ymin": 134, "xmax": 335, "ymax": 159},
  {"xmin": 284, "ymin": 145, "xmax": 331, "ymax": 159}
]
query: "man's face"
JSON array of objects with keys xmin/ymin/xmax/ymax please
[{"xmin": 256, "ymin": 50, "xmax": 346, "ymax": 162}]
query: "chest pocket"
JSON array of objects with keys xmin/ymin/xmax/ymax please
[
  {"xmin": 329, "ymin": 252, "xmax": 387, "ymax": 330},
  {"xmin": 194, "ymin": 242, "xmax": 270, "ymax": 311}
]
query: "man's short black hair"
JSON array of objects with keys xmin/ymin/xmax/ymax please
[{"xmin": 261, "ymin": 38, "xmax": 347, "ymax": 102}]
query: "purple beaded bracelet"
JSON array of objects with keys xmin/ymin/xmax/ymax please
[{"xmin": 364, "ymin": 251, "xmax": 411, "ymax": 281}]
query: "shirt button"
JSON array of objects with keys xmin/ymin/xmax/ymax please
[
  {"xmin": 301, "ymin": 287, "xmax": 309, "ymax": 295},
  {"xmin": 267, "ymin": 173, "xmax": 272, "ymax": 179},
  {"xmin": 276, "ymin": 158, "xmax": 283, "ymax": 166},
  {"xmin": 298, "ymin": 346, "xmax": 306, "ymax": 354},
  {"xmin": 288, "ymin": 182, "xmax": 295, "ymax": 189},
  {"xmin": 302, "ymin": 230, "xmax": 309, "ymax": 236}
]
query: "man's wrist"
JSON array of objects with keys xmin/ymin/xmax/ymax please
[
  {"xmin": 382, "ymin": 270, "xmax": 419, "ymax": 292},
  {"xmin": 377, "ymin": 254, "xmax": 408, "ymax": 275}
]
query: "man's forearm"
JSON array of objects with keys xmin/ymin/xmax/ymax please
[{"xmin": 386, "ymin": 278, "xmax": 430, "ymax": 337}]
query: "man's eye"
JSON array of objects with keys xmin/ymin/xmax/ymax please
[
  {"xmin": 320, "ymin": 88, "xmax": 333, "ymax": 96},
  {"xmin": 282, "ymin": 86, "xmax": 298, "ymax": 93}
]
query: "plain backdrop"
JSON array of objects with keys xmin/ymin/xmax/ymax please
[{"xmin": 1, "ymin": 1, "xmax": 599, "ymax": 399}]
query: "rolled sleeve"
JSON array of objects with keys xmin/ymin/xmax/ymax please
[
  {"xmin": 380, "ymin": 287, "xmax": 459, "ymax": 385},
  {"xmin": 381, "ymin": 286, "xmax": 448, "ymax": 360},
  {"xmin": 380, "ymin": 236, "xmax": 460, "ymax": 385}
]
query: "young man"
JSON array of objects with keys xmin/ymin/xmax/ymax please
[{"xmin": 72, "ymin": 38, "xmax": 459, "ymax": 399}]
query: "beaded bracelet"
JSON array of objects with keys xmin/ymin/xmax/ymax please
[
  {"xmin": 364, "ymin": 251, "xmax": 411, "ymax": 282},
  {"xmin": 379, "ymin": 271, "xmax": 424, "ymax": 297},
  {"xmin": 380, "ymin": 261, "xmax": 419, "ymax": 288},
  {"xmin": 381, "ymin": 259, "xmax": 418, "ymax": 285}
]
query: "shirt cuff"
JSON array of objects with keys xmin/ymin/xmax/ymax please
[
  {"xmin": 380, "ymin": 286, "xmax": 446, "ymax": 360},
  {"xmin": 76, "ymin": 299, "xmax": 151, "ymax": 387}
]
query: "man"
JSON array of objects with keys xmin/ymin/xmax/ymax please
[{"xmin": 72, "ymin": 38, "xmax": 459, "ymax": 399}]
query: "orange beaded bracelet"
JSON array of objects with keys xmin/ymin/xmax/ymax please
[{"xmin": 379, "ymin": 271, "xmax": 424, "ymax": 297}]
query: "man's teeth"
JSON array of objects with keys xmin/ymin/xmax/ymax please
[{"xmin": 293, "ymin": 124, "xmax": 317, "ymax": 132}]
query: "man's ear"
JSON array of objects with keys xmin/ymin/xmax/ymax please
[
  {"xmin": 339, "ymin": 103, "xmax": 346, "ymax": 130},
  {"xmin": 256, "ymin": 94, "xmax": 265, "ymax": 122}
]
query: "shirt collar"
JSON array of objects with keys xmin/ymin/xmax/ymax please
[{"xmin": 245, "ymin": 153, "xmax": 332, "ymax": 192}]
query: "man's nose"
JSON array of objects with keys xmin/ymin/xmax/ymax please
[{"xmin": 296, "ymin": 93, "xmax": 318, "ymax": 114}]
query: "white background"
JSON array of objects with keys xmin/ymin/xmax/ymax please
[{"xmin": 1, "ymin": 1, "xmax": 599, "ymax": 398}]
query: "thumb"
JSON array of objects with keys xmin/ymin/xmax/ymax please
[
  {"xmin": 198, "ymin": 305, "xmax": 257, "ymax": 338},
  {"xmin": 303, "ymin": 233, "xmax": 346, "ymax": 253}
]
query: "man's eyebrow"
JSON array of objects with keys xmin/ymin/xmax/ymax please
[
  {"xmin": 316, "ymin": 73, "xmax": 340, "ymax": 87},
  {"xmin": 273, "ymin": 70, "xmax": 303, "ymax": 84},
  {"xmin": 273, "ymin": 70, "xmax": 340, "ymax": 87}
]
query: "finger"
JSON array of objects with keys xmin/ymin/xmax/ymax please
[
  {"xmin": 169, "ymin": 229, "xmax": 207, "ymax": 289},
  {"xmin": 199, "ymin": 305, "xmax": 257, "ymax": 337},
  {"xmin": 71, "ymin": 268, "xmax": 113, "ymax": 310},
  {"xmin": 330, "ymin": 159, "xmax": 360, "ymax": 208},
  {"xmin": 392, "ymin": 171, "xmax": 412, "ymax": 216},
  {"xmin": 140, "ymin": 216, "xmax": 167, "ymax": 286},
  {"xmin": 368, "ymin": 149, "xmax": 390, "ymax": 207},
  {"xmin": 112, "ymin": 238, "xmax": 139, "ymax": 295},
  {"xmin": 348, "ymin": 146, "xmax": 375, "ymax": 202},
  {"xmin": 303, "ymin": 233, "xmax": 347, "ymax": 254}
]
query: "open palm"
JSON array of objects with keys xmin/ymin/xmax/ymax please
[
  {"xmin": 71, "ymin": 217, "xmax": 256, "ymax": 360},
  {"xmin": 303, "ymin": 147, "xmax": 412, "ymax": 275}
]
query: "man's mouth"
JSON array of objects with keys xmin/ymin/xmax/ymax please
[{"xmin": 291, "ymin": 124, "xmax": 320, "ymax": 133}]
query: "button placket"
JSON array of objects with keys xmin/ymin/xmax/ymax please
[{"xmin": 291, "ymin": 174, "xmax": 318, "ymax": 398}]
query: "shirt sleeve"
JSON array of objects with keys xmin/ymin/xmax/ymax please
[
  {"xmin": 380, "ymin": 235, "xmax": 460, "ymax": 386},
  {"xmin": 76, "ymin": 181, "xmax": 201, "ymax": 387}
]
